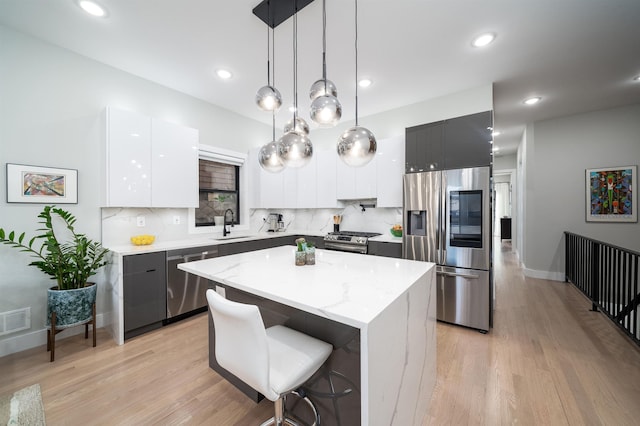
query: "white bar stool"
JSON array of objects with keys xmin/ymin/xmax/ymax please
[{"xmin": 206, "ymin": 289, "xmax": 333, "ymax": 426}]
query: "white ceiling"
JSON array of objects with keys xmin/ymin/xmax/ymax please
[{"xmin": 1, "ymin": 0, "xmax": 640, "ymax": 157}]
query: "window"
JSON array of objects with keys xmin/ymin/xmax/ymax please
[{"xmin": 196, "ymin": 159, "xmax": 240, "ymax": 227}]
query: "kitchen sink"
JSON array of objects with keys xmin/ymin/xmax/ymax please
[{"xmin": 211, "ymin": 235, "xmax": 254, "ymax": 241}]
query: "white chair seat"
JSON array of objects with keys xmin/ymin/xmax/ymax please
[
  {"xmin": 206, "ymin": 289, "xmax": 333, "ymax": 425},
  {"xmin": 266, "ymin": 325, "xmax": 333, "ymax": 399}
]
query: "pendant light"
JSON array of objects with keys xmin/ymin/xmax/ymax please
[
  {"xmin": 278, "ymin": 7, "xmax": 313, "ymax": 168},
  {"xmin": 337, "ymin": 0, "xmax": 376, "ymax": 167},
  {"xmin": 255, "ymin": 1, "xmax": 282, "ymax": 111},
  {"xmin": 309, "ymin": 0, "xmax": 341, "ymax": 127},
  {"xmin": 259, "ymin": 112, "xmax": 285, "ymax": 173}
]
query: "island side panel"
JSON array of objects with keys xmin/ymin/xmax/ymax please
[{"xmin": 363, "ymin": 267, "xmax": 436, "ymax": 425}]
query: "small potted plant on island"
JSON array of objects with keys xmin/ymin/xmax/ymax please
[{"xmin": 0, "ymin": 205, "xmax": 110, "ymax": 361}]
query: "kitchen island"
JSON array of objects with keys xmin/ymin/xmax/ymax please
[{"xmin": 178, "ymin": 245, "xmax": 436, "ymax": 425}]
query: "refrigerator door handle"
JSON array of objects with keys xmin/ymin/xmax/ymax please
[{"xmin": 437, "ymin": 271, "xmax": 480, "ymax": 280}]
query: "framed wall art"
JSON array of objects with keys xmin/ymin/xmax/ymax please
[
  {"xmin": 585, "ymin": 165, "xmax": 636, "ymax": 223},
  {"xmin": 6, "ymin": 163, "xmax": 78, "ymax": 204}
]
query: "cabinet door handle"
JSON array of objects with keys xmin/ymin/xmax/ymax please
[{"xmin": 146, "ymin": 269, "xmax": 156, "ymax": 273}]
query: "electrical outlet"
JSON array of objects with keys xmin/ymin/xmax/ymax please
[
  {"xmin": 136, "ymin": 215, "xmax": 145, "ymax": 227},
  {"xmin": 173, "ymin": 215, "xmax": 181, "ymax": 225}
]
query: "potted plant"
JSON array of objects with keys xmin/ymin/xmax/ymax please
[{"xmin": 0, "ymin": 205, "xmax": 109, "ymax": 360}]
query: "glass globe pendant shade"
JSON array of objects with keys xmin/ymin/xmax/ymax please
[
  {"xmin": 258, "ymin": 140, "xmax": 285, "ymax": 173},
  {"xmin": 337, "ymin": 126, "xmax": 377, "ymax": 167},
  {"xmin": 278, "ymin": 131, "xmax": 313, "ymax": 168},
  {"xmin": 310, "ymin": 94, "xmax": 342, "ymax": 127},
  {"xmin": 309, "ymin": 79, "xmax": 338, "ymax": 101},
  {"xmin": 255, "ymin": 85, "xmax": 282, "ymax": 111},
  {"xmin": 284, "ymin": 116, "xmax": 310, "ymax": 135}
]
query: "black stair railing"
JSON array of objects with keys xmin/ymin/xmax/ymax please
[{"xmin": 565, "ymin": 232, "xmax": 639, "ymax": 347}]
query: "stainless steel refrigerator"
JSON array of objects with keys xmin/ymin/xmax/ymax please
[{"xmin": 403, "ymin": 167, "xmax": 492, "ymax": 332}]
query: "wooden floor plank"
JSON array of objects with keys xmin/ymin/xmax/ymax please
[{"xmin": 1, "ymin": 239, "xmax": 640, "ymax": 425}]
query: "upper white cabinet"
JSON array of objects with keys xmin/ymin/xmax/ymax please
[
  {"xmin": 376, "ymin": 136, "xmax": 405, "ymax": 207},
  {"xmin": 336, "ymin": 154, "xmax": 377, "ymax": 200},
  {"xmin": 248, "ymin": 137, "xmax": 404, "ymax": 209},
  {"xmin": 104, "ymin": 107, "xmax": 198, "ymax": 208},
  {"xmin": 104, "ymin": 107, "xmax": 152, "ymax": 207},
  {"xmin": 248, "ymin": 147, "xmax": 284, "ymax": 208},
  {"xmin": 315, "ymin": 150, "xmax": 339, "ymax": 208},
  {"xmin": 151, "ymin": 119, "xmax": 198, "ymax": 207}
]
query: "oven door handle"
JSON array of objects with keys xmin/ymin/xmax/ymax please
[{"xmin": 324, "ymin": 242, "xmax": 367, "ymax": 254}]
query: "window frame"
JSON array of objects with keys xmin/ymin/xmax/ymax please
[{"xmin": 188, "ymin": 145, "xmax": 249, "ymax": 235}]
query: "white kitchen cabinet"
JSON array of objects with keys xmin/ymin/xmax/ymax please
[
  {"xmin": 316, "ymin": 149, "xmax": 339, "ymax": 208},
  {"xmin": 151, "ymin": 119, "xmax": 198, "ymax": 207},
  {"xmin": 295, "ymin": 154, "xmax": 317, "ymax": 208},
  {"xmin": 376, "ymin": 135, "xmax": 405, "ymax": 207},
  {"xmin": 249, "ymin": 148, "xmax": 321, "ymax": 209},
  {"xmin": 282, "ymin": 166, "xmax": 299, "ymax": 209},
  {"xmin": 103, "ymin": 107, "xmax": 198, "ymax": 208},
  {"xmin": 104, "ymin": 107, "xmax": 152, "ymax": 207},
  {"xmin": 336, "ymin": 154, "xmax": 377, "ymax": 200},
  {"xmin": 249, "ymin": 148, "xmax": 284, "ymax": 208}
]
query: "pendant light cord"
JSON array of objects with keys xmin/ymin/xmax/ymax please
[
  {"xmin": 354, "ymin": 0, "xmax": 359, "ymax": 126},
  {"xmin": 293, "ymin": 7, "xmax": 298, "ymax": 121},
  {"xmin": 266, "ymin": 0, "xmax": 271, "ymax": 86},
  {"xmin": 271, "ymin": 13, "xmax": 276, "ymax": 88},
  {"xmin": 322, "ymin": 0, "xmax": 327, "ymax": 89}
]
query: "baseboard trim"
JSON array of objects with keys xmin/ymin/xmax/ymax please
[
  {"xmin": 522, "ymin": 266, "xmax": 565, "ymax": 282},
  {"xmin": 0, "ymin": 313, "xmax": 109, "ymax": 358}
]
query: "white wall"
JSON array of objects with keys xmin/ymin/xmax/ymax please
[
  {"xmin": 521, "ymin": 103, "xmax": 640, "ymax": 280},
  {"xmin": 0, "ymin": 25, "xmax": 269, "ymax": 353}
]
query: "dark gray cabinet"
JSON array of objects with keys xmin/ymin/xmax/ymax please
[
  {"xmin": 123, "ymin": 251, "xmax": 166, "ymax": 339},
  {"xmin": 405, "ymin": 110, "xmax": 492, "ymax": 173},
  {"xmin": 405, "ymin": 121, "xmax": 444, "ymax": 172},
  {"xmin": 443, "ymin": 111, "xmax": 493, "ymax": 169},
  {"xmin": 368, "ymin": 241, "xmax": 402, "ymax": 258},
  {"xmin": 217, "ymin": 236, "xmax": 292, "ymax": 257}
]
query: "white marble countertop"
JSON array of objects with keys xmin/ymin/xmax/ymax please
[
  {"xmin": 178, "ymin": 246, "xmax": 433, "ymax": 328},
  {"xmin": 105, "ymin": 230, "xmax": 324, "ymax": 255}
]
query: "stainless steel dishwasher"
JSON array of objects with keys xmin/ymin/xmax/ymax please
[{"xmin": 166, "ymin": 246, "xmax": 218, "ymax": 320}]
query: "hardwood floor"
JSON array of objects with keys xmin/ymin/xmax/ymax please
[{"xmin": 1, "ymin": 241, "xmax": 639, "ymax": 425}]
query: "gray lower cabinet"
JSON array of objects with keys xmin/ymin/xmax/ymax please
[
  {"xmin": 368, "ymin": 241, "xmax": 402, "ymax": 258},
  {"xmin": 123, "ymin": 251, "xmax": 167, "ymax": 339}
]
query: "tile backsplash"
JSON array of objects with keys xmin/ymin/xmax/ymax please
[{"xmin": 101, "ymin": 203, "xmax": 403, "ymax": 247}]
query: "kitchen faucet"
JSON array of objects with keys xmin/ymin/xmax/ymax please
[{"xmin": 223, "ymin": 209, "xmax": 234, "ymax": 237}]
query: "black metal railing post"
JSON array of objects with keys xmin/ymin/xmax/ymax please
[
  {"xmin": 591, "ymin": 240, "xmax": 599, "ymax": 312},
  {"xmin": 564, "ymin": 231, "xmax": 639, "ymax": 348}
]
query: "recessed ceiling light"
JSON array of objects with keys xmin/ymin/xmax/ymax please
[
  {"xmin": 216, "ymin": 69, "xmax": 232, "ymax": 80},
  {"xmin": 358, "ymin": 79, "xmax": 372, "ymax": 88},
  {"xmin": 77, "ymin": 0, "xmax": 107, "ymax": 17},
  {"xmin": 492, "ymin": 131, "xmax": 501, "ymax": 137},
  {"xmin": 633, "ymin": 75, "xmax": 640, "ymax": 82},
  {"xmin": 523, "ymin": 96, "xmax": 542, "ymax": 105},
  {"xmin": 472, "ymin": 33, "xmax": 495, "ymax": 48}
]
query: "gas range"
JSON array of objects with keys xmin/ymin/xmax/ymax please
[{"xmin": 324, "ymin": 231, "xmax": 382, "ymax": 254}]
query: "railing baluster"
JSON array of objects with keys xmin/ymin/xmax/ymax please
[{"xmin": 564, "ymin": 231, "xmax": 639, "ymax": 348}]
